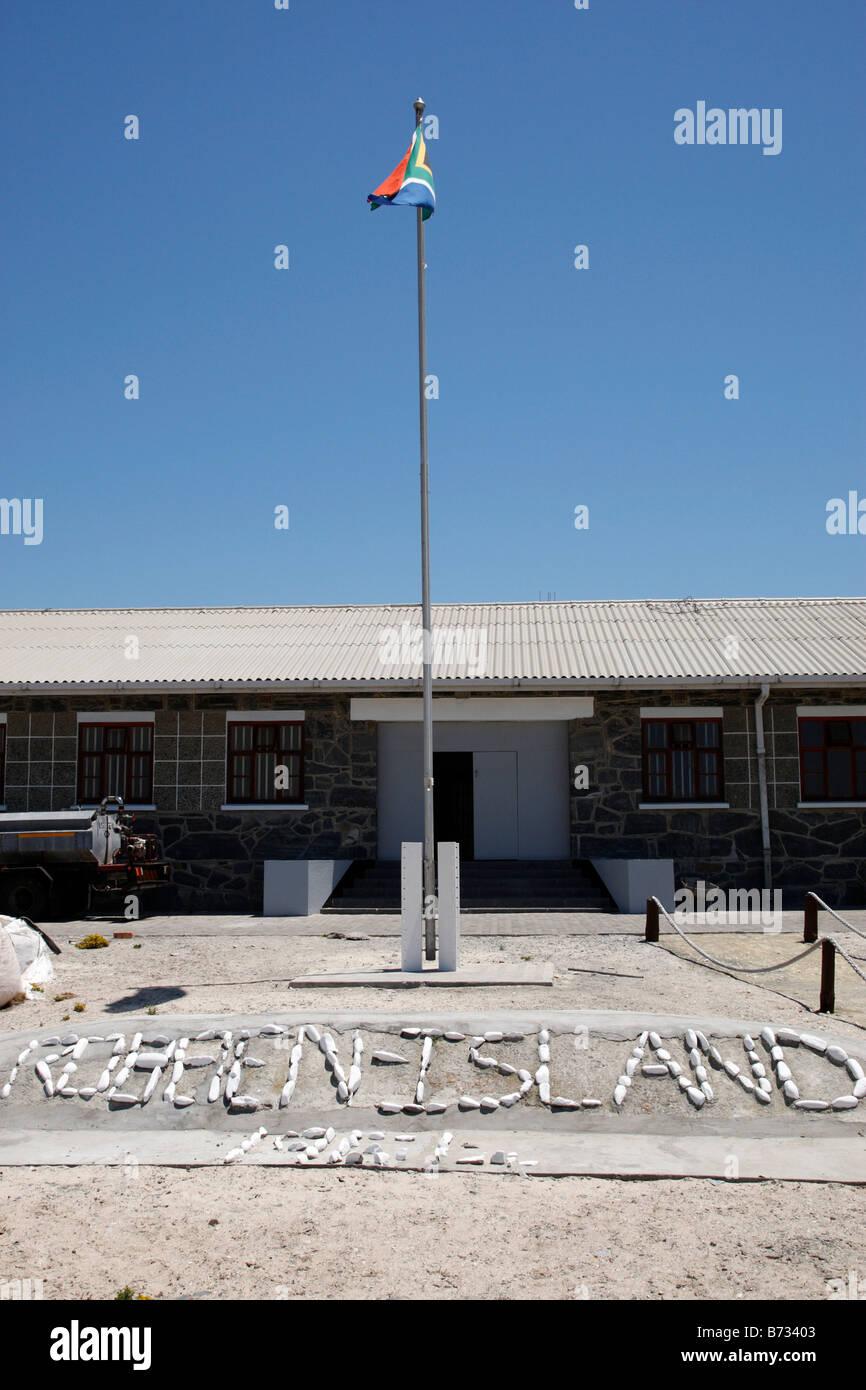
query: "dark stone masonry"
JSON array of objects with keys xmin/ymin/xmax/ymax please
[{"xmin": 1, "ymin": 686, "xmax": 864, "ymax": 911}]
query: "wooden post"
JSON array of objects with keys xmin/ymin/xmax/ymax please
[
  {"xmin": 803, "ymin": 893, "xmax": 819, "ymax": 943},
  {"xmin": 819, "ymin": 937, "xmax": 835, "ymax": 1014},
  {"xmin": 645, "ymin": 897, "xmax": 659, "ymax": 942}
]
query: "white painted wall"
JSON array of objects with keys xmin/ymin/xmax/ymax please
[{"xmin": 377, "ymin": 721, "xmax": 568, "ymax": 861}]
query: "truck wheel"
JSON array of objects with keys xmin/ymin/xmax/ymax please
[{"xmin": 0, "ymin": 874, "xmax": 51, "ymax": 921}]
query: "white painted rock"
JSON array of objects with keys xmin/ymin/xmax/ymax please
[
  {"xmin": 794, "ymin": 1099, "xmax": 829, "ymax": 1111},
  {"xmin": 537, "ymin": 1044, "xmax": 551, "ymax": 1063},
  {"xmin": 754, "ymin": 1087, "xmax": 771, "ymax": 1105},
  {"xmin": 776, "ymin": 1062, "xmax": 792, "ymax": 1084},
  {"xmin": 457, "ymin": 1155, "xmax": 484, "ymax": 1165},
  {"xmin": 742, "ymin": 1034, "xmax": 755, "ymax": 1051},
  {"xmin": 372, "ymin": 1051, "xmax": 408, "ymax": 1065},
  {"xmin": 751, "ymin": 1062, "xmax": 766, "ymax": 1078},
  {"xmin": 485, "ymin": 1030, "xmax": 505, "ymax": 1044},
  {"xmin": 800, "ymin": 1033, "xmax": 826, "ymax": 1054},
  {"xmin": 174, "ymin": 1095, "xmax": 195, "ymax": 1108},
  {"xmin": 42, "ymin": 1080, "xmax": 54, "ymax": 1098},
  {"xmin": 377, "ymin": 1102, "xmax": 402, "ymax": 1114},
  {"xmin": 648, "ymin": 1032, "xmax": 662, "ymax": 1049},
  {"xmin": 826, "ymin": 1045, "xmax": 848, "ymax": 1065},
  {"xmin": 498, "ymin": 1062, "xmax": 518, "ymax": 1076},
  {"xmin": 426, "ymin": 1101, "xmax": 448, "ymax": 1114},
  {"xmin": 194, "ymin": 1029, "xmax": 217, "ymax": 1041},
  {"xmin": 695, "ymin": 1066, "xmax": 708, "ymax": 1084},
  {"xmin": 782, "ymin": 1080, "xmax": 800, "ymax": 1102},
  {"xmin": 458, "ymin": 1096, "xmax": 481, "ymax": 1110},
  {"xmin": 2, "ymin": 1082, "xmax": 14, "ymax": 1098},
  {"xmin": 504, "ymin": 1032, "xmax": 525, "ymax": 1042},
  {"xmin": 770, "ymin": 1045, "xmax": 784, "ymax": 1063},
  {"xmin": 551, "ymin": 1096, "xmax": 580, "ymax": 1109},
  {"xmin": 243, "ymin": 1058, "xmax": 264, "ymax": 1069},
  {"xmin": 637, "ymin": 1030, "xmax": 649, "ymax": 1046},
  {"xmin": 846, "ymin": 1058, "xmax": 865, "ymax": 1082},
  {"xmin": 688, "ymin": 1048, "xmax": 701, "ymax": 1069},
  {"xmin": 444, "ymin": 1031, "xmax": 465, "ymax": 1042},
  {"xmin": 229, "ymin": 1095, "xmax": 260, "ymax": 1113},
  {"xmin": 480, "ymin": 1096, "xmax": 500, "ymax": 1110},
  {"xmin": 736, "ymin": 1075, "xmax": 755, "ymax": 1092},
  {"xmin": 337, "ymin": 1081, "xmax": 349, "ymax": 1102},
  {"xmin": 207, "ymin": 1075, "xmax": 221, "ymax": 1103},
  {"xmin": 402, "ymin": 1103, "xmax": 424, "ymax": 1115},
  {"xmin": 667, "ymin": 1061, "xmax": 682, "ymax": 1078},
  {"xmin": 259, "ymin": 1024, "xmax": 285, "ymax": 1036},
  {"xmin": 59, "ymin": 1087, "xmax": 77, "ymax": 1098},
  {"xmin": 854, "ymin": 1079, "xmax": 866, "ymax": 1100},
  {"xmin": 700, "ymin": 1083, "xmax": 714, "ymax": 1102},
  {"xmin": 110, "ymin": 1093, "xmax": 139, "ymax": 1106},
  {"xmin": 114, "ymin": 1067, "xmax": 129, "ymax": 1088},
  {"xmin": 684, "ymin": 1029, "xmax": 697, "ymax": 1051},
  {"xmin": 758, "ymin": 1078, "xmax": 772, "ymax": 1094},
  {"xmin": 723, "ymin": 1060, "xmax": 740, "ymax": 1078},
  {"xmin": 581, "ymin": 1098, "xmax": 602, "ymax": 1109},
  {"xmin": 656, "ymin": 1049, "xmax": 672, "ymax": 1063},
  {"xmin": 421, "ymin": 1036, "xmax": 433, "ymax": 1067},
  {"xmin": 60, "ymin": 1034, "xmax": 78, "ymax": 1046},
  {"xmin": 415, "ymin": 1082, "xmax": 424, "ymax": 1103},
  {"xmin": 708, "ymin": 1047, "xmax": 722, "ymax": 1067},
  {"xmin": 677, "ymin": 1076, "xmax": 691, "ymax": 1092},
  {"xmin": 642, "ymin": 1065, "xmax": 668, "ymax": 1077},
  {"xmin": 96, "ymin": 1069, "xmax": 112, "ymax": 1093},
  {"xmin": 131, "ymin": 1032, "xmax": 142, "ymax": 1051},
  {"xmin": 163, "ymin": 1082, "xmax": 176, "ymax": 1103},
  {"xmin": 686, "ymin": 1087, "xmax": 705, "ymax": 1109},
  {"xmin": 141, "ymin": 1068, "xmax": 162, "ymax": 1103},
  {"xmin": 517, "ymin": 1069, "xmax": 532, "ymax": 1083},
  {"xmin": 535, "ymin": 1064, "xmax": 549, "ymax": 1086},
  {"xmin": 474, "ymin": 1056, "xmax": 496, "ymax": 1070},
  {"xmin": 499, "ymin": 1093, "xmax": 521, "ymax": 1107},
  {"xmin": 35, "ymin": 1061, "xmax": 51, "ymax": 1083},
  {"xmin": 78, "ymin": 1087, "xmax": 96, "ymax": 1100},
  {"xmin": 401, "ymin": 1027, "xmax": 421, "ymax": 1039},
  {"xmin": 617, "ymin": 1074, "xmax": 632, "ymax": 1088},
  {"xmin": 135, "ymin": 1052, "xmax": 169, "ymax": 1070},
  {"xmin": 760, "ymin": 1027, "xmax": 776, "ymax": 1048},
  {"xmin": 626, "ymin": 1058, "xmax": 639, "ymax": 1077},
  {"xmin": 613, "ymin": 1084, "xmax": 627, "ymax": 1106},
  {"xmin": 72, "ymin": 1040, "xmax": 89, "ymax": 1061},
  {"xmin": 776, "ymin": 1028, "xmax": 800, "ymax": 1046},
  {"xmin": 695, "ymin": 1031, "xmax": 709, "ymax": 1051},
  {"xmin": 831, "ymin": 1096, "xmax": 858, "ymax": 1110}
]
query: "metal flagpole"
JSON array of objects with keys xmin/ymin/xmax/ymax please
[{"xmin": 413, "ymin": 96, "xmax": 436, "ymax": 960}]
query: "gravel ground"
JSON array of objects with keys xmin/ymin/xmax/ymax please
[{"xmin": 2, "ymin": 919, "xmax": 865, "ymax": 1302}]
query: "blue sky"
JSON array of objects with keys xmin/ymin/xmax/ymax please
[{"xmin": 1, "ymin": 0, "xmax": 863, "ymax": 610}]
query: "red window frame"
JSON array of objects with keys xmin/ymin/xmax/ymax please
[
  {"xmin": 641, "ymin": 718, "xmax": 725, "ymax": 803},
  {"xmin": 77, "ymin": 722, "xmax": 154, "ymax": 804},
  {"xmin": 225, "ymin": 720, "xmax": 305, "ymax": 805},
  {"xmin": 798, "ymin": 716, "xmax": 866, "ymax": 801}
]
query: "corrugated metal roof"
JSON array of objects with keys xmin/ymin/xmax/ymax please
[{"xmin": 0, "ymin": 598, "xmax": 863, "ymax": 689}]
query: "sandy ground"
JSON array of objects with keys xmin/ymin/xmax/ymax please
[{"xmin": 2, "ymin": 918, "xmax": 865, "ymax": 1302}]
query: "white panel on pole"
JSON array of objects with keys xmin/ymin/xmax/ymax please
[
  {"xmin": 401, "ymin": 841, "xmax": 423, "ymax": 972},
  {"xmin": 437, "ymin": 841, "xmax": 460, "ymax": 972}
]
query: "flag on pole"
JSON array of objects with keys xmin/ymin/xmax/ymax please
[{"xmin": 367, "ymin": 124, "xmax": 435, "ymax": 219}]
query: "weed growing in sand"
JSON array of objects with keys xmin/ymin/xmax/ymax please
[
  {"xmin": 146, "ymin": 1006, "xmax": 158, "ymax": 1015},
  {"xmin": 76, "ymin": 934, "xmax": 109, "ymax": 950},
  {"xmin": 54, "ymin": 992, "xmax": 74, "ymax": 1002},
  {"xmin": 114, "ymin": 1286, "xmax": 151, "ymax": 1301},
  {"xmin": 73, "ymin": 1003, "xmax": 86, "ymax": 1013}
]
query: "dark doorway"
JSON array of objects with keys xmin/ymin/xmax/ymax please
[{"xmin": 433, "ymin": 751, "xmax": 475, "ymax": 860}]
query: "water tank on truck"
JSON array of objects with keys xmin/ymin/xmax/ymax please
[{"xmin": 0, "ymin": 796, "xmax": 170, "ymax": 920}]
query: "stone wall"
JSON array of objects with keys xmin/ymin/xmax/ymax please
[
  {"xmin": 2, "ymin": 686, "xmax": 865, "ymax": 910},
  {"xmin": 0, "ymin": 693, "xmax": 377, "ymax": 912},
  {"xmin": 569, "ymin": 689, "xmax": 866, "ymax": 907}
]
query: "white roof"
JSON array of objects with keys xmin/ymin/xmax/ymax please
[{"xmin": 0, "ymin": 598, "xmax": 863, "ymax": 690}]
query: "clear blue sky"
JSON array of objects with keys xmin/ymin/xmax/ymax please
[{"xmin": 1, "ymin": 0, "xmax": 863, "ymax": 610}]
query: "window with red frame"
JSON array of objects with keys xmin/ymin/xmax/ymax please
[
  {"xmin": 77, "ymin": 723, "xmax": 154, "ymax": 803},
  {"xmin": 799, "ymin": 717, "xmax": 866, "ymax": 801},
  {"xmin": 642, "ymin": 718, "xmax": 724, "ymax": 802},
  {"xmin": 226, "ymin": 721, "xmax": 304, "ymax": 804}
]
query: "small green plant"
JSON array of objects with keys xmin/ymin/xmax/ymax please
[
  {"xmin": 146, "ymin": 1006, "xmax": 157, "ymax": 1015},
  {"xmin": 31, "ymin": 983, "xmax": 43, "ymax": 992},
  {"xmin": 76, "ymin": 933, "xmax": 109, "ymax": 950},
  {"xmin": 133, "ymin": 943, "xmax": 142, "ymax": 950},
  {"xmin": 73, "ymin": 1002, "xmax": 86, "ymax": 1013},
  {"xmin": 114, "ymin": 1286, "xmax": 150, "ymax": 1301},
  {"xmin": 61, "ymin": 1013, "xmax": 70, "ymax": 1021},
  {"xmin": 54, "ymin": 992, "xmax": 74, "ymax": 1002}
]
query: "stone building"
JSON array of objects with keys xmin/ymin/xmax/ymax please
[{"xmin": 0, "ymin": 598, "xmax": 863, "ymax": 911}]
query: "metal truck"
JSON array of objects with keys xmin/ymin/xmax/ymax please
[{"xmin": 0, "ymin": 796, "xmax": 170, "ymax": 919}]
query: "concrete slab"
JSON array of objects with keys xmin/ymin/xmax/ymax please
[
  {"xmin": 289, "ymin": 963, "xmax": 555, "ymax": 988},
  {"xmin": 0, "ymin": 1128, "xmax": 863, "ymax": 1183}
]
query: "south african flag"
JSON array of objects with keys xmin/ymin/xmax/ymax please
[{"xmin": 367, "ymin": 123, "xmax": 435, "ymax": 220}]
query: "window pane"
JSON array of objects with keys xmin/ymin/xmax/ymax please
[
  {"xmin": 827, "ymin": 749, "xmax": 852, "ymax": 798},
  {"xmin": 279, "ymin": 724, "xmax": 303, "ymax": 753},
  {"xmin": 645, "ymin": 723, "xmax": 667, "ymax": 748},
  {"xmin": 671, "ymin": 723, "xmax": 694, "ymax": 748},
  {"xmin": 255, "ymin": 751, "xmax": 276, "ymax": 800},
  {"xmin": 104, "ymin": 752, "xmax": 126, "ymax": 797},
  {"xmin": 826, "ymin": 721, "xmax": 852, "ymax": 747},
  {"xmin": 81, "ymin": 725, "xmax": 103, "ymax": 752},
  {"xmin": 803, "ymin": 750, "xmax": 823, "ymax": 775},
  {"xmin": 803, "ymin": 772, "xmax": 824, "ymax": 797},
  {"xmin": 696, "ymin": 722, "xmax": 719, "ymax": 747},
  {"xmin": 231, "ymin": 724, "xmax": 254, "ymax": 751},
  {"xmin": 671, "ymin": 750, "xmax": 694, "ymax": 799},
  {"xmin": 799, "ymin": 720, "xmax": 824, "ymax": 749},
  {"xmin": 853, "ymin": 720, "xmax": 866, "ymax": 747},
  {"xmin": 130, "ymin": 725, "xmax": 152, "ymax": 752}
]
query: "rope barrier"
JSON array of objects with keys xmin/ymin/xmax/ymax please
[
  {"xmin": 808, "ymin": 894, "xmax": 866, "ymax": 942},
  {"xmin": 651, "ymin": 899, "xmax": 822, "ymax": 974},
  {"xmin": 833, "ymin": 937, "xmax": 866, "ymax": 987}
]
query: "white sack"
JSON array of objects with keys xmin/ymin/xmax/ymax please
[{"xmin": 0, "ymin": 915, "xmax": 55, "ymax": 998}]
